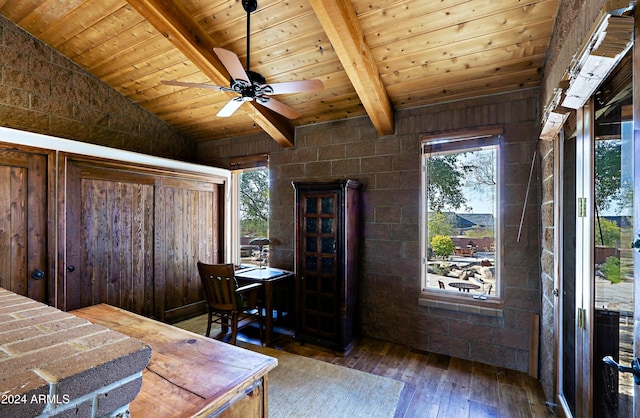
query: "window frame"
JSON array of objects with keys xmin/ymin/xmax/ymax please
[
  {"xmin": 419, "ymin": 126, "xmax": 503, "ymax": 308},
  {"xmin": 229, "ymin": 154, "xmax": 269, "ymax": 267}
]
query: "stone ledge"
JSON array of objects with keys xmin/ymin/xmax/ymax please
[
  {"xmin": 0, "ymin": 288, "xmax": 151, "ymax": 417},
  {"xmin": 418, "ymin": 295, "xmax": 504, "ymax": 317}
]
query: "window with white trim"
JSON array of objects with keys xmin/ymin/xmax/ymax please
[
  {"xmin": 420, "ymin": 129, "xmax": 501, "ymax": 299},
  {"xmin": 230, "ymin": 155, "xmax": 270, "ymax": 267}
]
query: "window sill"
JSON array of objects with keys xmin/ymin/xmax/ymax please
[{"xmin": 418, "ymin": 292, "xmax": 504, "ymax": 317}]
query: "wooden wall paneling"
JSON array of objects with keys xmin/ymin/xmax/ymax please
[
  {"xmin": 81, "ymin": 178, "xmax": 105, "ymax": 309},
  {"xmin": 0, "ymin": 154, "xmax": 27, "ymax": 295},
  {"xmin": 45, "ymin": 151, "xmax": 56, "ymax": 307},
  {"xmin": 163, "ymin": 185, "xmax": 182, "ymax": 319},
  {"xmin": 154, "ymin": 176, "xmax": 166, "ymax": 321},
  {"xmin": 61, "ymin": 156, "xmax": 81, "ymax": 310},
  {"xmin": 189, "ymin": 189, "xmax": 204, "ymax": 307},
  {"xmin": 198, "ymin": 190, "xmax": 211, "ymax": 264},
  {"xmin": 0, "ymin": 147, "xmax": 49, "ymax": 303},
  {"xmin": 0, "ymin": 166, "xmax": 9, "ymax": 292},
  {"xmin": 135, "ymin": 181, "xmax": 156, "ymax": 315},
  {"xmin": 10, "ymin": 161, "xmax": 27, "ymax": 297},
  {"xmin": 27, "ymin": 153, "xmax": 48, "ymax": 303}
]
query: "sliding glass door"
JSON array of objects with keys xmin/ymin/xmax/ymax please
[
  {"xmin": 591, "ymin": 53, "xmax": 635, "ymax": 417},
  {"xmin": 558, "ymin": 51, "xmax": 639, "ymax": 418}
]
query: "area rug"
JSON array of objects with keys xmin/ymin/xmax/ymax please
[
  {"xmin": 239, "ymin": 342, "xmax": 404, "ymax": 418},
  {"xmin": 173, "ymin": 316, "xmax": 404, "ymax": 417}
]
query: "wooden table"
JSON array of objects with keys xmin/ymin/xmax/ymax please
[
  {"xmin": 235, "ymin": 267, "xmax": 294, "ymax": 345},
  {"xmin": 448, "ymin": 282, "xmax": 481, "ymax": 292},
  {"xmin": 72, "ymin": 304, "xmax": 277, "ymax": 418}
]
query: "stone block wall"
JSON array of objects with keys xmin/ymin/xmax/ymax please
[
  {"xmin": 198, "ymin": 88, "xmax": 542, "ymax": 373},
  {"xmin": 0, "ymin": 14, "xmax": 195, "ymax": 162},
  {"xmin": 0, "ymin": 288, "xmax": 151, "ymax": 418}
]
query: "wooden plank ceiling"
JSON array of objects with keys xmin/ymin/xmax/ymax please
[{"xmin": 0, "ymin": 0, "xmax": 559, "ymax": 147}]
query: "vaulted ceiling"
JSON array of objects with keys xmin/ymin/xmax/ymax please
[{"xmin": 0, "ymin": 0, "xmax": 560, "ymax": 147}]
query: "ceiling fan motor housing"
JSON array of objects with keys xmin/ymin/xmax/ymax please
[{"xmin": 231, "ymin": 70, "xmax": 269, "ymax": 99}]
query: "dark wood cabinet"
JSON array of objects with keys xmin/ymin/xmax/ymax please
[{"xmin": 293, "ymin": 180, "xmax": 361, "ymax": 354}]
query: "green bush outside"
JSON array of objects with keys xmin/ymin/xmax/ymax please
[
  {"xmin": 431, "ymin": 235, "xmax": 455, "ymax": 259},
  {"xmin": 602, "ymin": 256, "xmax": 621, "ymax": 284}
]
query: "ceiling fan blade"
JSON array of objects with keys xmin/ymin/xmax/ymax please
[
  {"xmin": 213, "ymin": 47, "xmax": 249, "ymax": 82},
  {"xmin": 258, "ymin": 97, "xmax": 300, "ymax": 119},
  {"xmin": 217, "ymin": 97, "xmax": 245, "ymax": 117},
  {"xmin": 265, "ymin": 79, "xmax": 324, "ymax": 95},
  {"xmin": 161, "ymin": 80, "xmax": 227, "ymax": 90}
]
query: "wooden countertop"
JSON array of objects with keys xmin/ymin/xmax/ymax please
[{"xmin": 72, "ymin": 304, "xmax": 277, "ymax": 417}]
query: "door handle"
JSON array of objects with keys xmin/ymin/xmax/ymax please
[
  {"xmin": 603, "ymin": 356, "xmax": 640, "ymax": 385},
  {"xmin": 67, "ymin": 265, "xmax": 75, "ymax": 272},
  {"xmin": 632, "ymin": 235, "xmax": 640, "ymax": 251},
  {"xmin": 31, "ymin": 269, "xmax": 45, "ymax": 280}
]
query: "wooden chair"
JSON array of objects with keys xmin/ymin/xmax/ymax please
[{"xmin": 197, "ymin": 261, "xmax": 263, "ymax": 345}]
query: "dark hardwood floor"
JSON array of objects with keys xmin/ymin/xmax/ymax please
[{"xmin": 174, "ymin": 314, "xmax": 553, "ymax": 418}]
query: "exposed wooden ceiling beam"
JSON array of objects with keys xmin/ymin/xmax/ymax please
[
  {"xmin": 310, "ymin": 0, "xmax": 395, "ymax": 136},
  {"xmin": 125, "ymin": 0, "xmax": 295, "ymax": 147}
]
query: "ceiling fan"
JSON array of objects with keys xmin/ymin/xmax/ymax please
[{"xmin": 162, "ymin": 0, "xmax": 323, "ymax": 119}]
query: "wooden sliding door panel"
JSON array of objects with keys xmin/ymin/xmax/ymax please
[
  {"xmin": 64, "ymin": 158, "xmax": 225, "ymax": 322},
  {"xmin": 65, "ymin": 162, "xmax": 155, "ymax": 315},
  {"xmin": 79, "ymin": 179, "xmax": 155, "ymax": 314},
  {"xmin": 161, "ymin": 178, "xmax": 219, "ymax": 322},
  {"xmin": 0, "ymin": 149, "xmax": 48, "ymax": 303}
]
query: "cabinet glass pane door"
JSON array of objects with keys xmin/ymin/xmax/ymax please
[{"xmin": 301, "ymin": 193, "xmax": 338, "ymax": 338}]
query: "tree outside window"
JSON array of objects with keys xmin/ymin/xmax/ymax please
[{"xmin": 239, "ymin": 167, "xmax": 269, "ymax": 265}]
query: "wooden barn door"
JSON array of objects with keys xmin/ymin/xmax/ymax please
[
  {"xmin": 64, "ymin": 161, "xmax": 155, "ymax": 315},
  {"xmin": 0, "ymin": 147, "xmax": 48, "ymax": 303},
  {"xmin": 157, "ymin": 177, "xmax": 222, "ymax": 323}
]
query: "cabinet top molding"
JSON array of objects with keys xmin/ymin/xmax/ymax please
[{"xmin": 292, "ymin": 179, "xmax": 362, "ymax": 189}]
